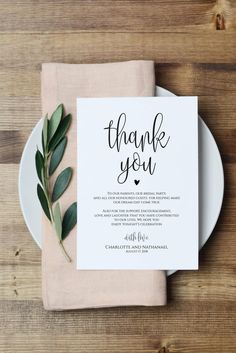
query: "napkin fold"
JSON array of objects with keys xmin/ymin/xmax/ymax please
[{"xmin": 41, "ymin": 61, "xmax": 167, "ymax": 310}]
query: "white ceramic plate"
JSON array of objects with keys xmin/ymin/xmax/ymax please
[{"xmin": 18, "ymin": 86, "xmax": 224, "ymax": 276}]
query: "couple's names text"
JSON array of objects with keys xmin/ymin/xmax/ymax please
[{"xmin": 104, "ymin": 112, "xmax": 170, "ymax": 184}]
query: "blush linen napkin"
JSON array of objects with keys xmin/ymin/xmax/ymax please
[{"xmin": 41, "ymin": 61, "xmax": 167, "ymax": 310}]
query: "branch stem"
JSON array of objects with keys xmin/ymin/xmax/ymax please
[
  {"xmin": 59, "ymin": 240, "xmax": 72, "ymax": 262},
  {"xmin": 43, "ymin": 144, "xmax": 72, "ymax": 263}
]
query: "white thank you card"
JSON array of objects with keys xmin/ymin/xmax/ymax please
[{"xmin": 76, "ymin": 97, "xmax": 198, "ymax": 270}]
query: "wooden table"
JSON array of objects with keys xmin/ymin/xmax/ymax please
[{"xmin": 0, "ymin": 1, "xmax": 236, "ymax": 352}]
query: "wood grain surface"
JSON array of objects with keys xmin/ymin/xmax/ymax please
[{"xmin": 0, "ymin": 1, "xmax": 236, "ymax": 352}]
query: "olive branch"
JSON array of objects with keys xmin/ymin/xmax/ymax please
[{"xmin": 35, "ymin": 104, "xmax": 77, "ymax": 262}]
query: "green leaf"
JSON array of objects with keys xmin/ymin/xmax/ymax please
[
  {"xmin": 37, "ymin": 184, "xmax": 51, "ymax": 221},
  {"xmin": 35, "ymin": 149, "xmax": 44, "ymax": 183},
  {"xmin": 41, "ymin": 133, "xmax": 45, "ymax": 154},
  {"xmin": 48, "ymin": 104, "xmax": 63, "ymax": 141},
  {"xmin": 48, "ymin": 114, "xmax": 72, "ymax": 151},
  {"xmin": 62, "ymin": 202, "xmax": 77, "ymax": 240},
  {"xmin": 53, "ymin": 202, "xmax": 62, "ymax": 240},
  {"xmin": 52, "ymin": 167, "xmax": 72, "ymax": 202},
  {"xmin": 42, "ymin": 114, "xmax": 48, "ymax": 152},
  {"xmin": 49, "ymin": 137, "xmax": 67, "ymax": 176}
]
